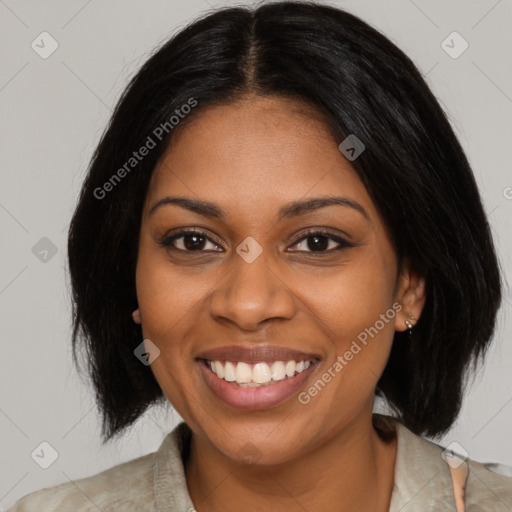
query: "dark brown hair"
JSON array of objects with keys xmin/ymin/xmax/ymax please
[{"xmin": 67, "ymin": 1, "xmax": 502, "ymax": 442}]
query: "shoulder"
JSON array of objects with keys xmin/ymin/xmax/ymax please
[
  {"xmin": 415, "ymin": 433, "xmax": 512, "ymax": 508},
  {"xmin": 464, "ymin": 458, "xmax": 512, "ymax": 510},
  {"xmin": 7, "ymin": 451, "xmax": 156, "ymax": 512},
  {"xmin": 379, "ymin": 414, "xmax": 512, "ymax": 510}
]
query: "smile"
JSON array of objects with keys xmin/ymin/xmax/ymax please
[
  {"xmin": 198, "ymin": 357, "xmax": 320, "ymax": 410},
  {"xmin": 206, "ymin": 359, "xmax": 316, "ymax": 387}
]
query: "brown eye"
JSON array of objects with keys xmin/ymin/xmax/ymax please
[
  {"xmin": 159, "ymin": 230, "xmax": 223, "ymax": 252},
  {"xmin": 288, "ymin": 230, "xmax": 352, "ymax": 253},
  {"xmin": 303, "ymin": 234, "xmax": 330, "ymax": 251}
]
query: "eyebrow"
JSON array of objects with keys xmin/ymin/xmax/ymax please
[{"xmin": 148, "ymin": 195, "xmax": 370, "ymax": 222}]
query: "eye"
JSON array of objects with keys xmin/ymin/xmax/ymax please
[
  {"xmin": 159, "ymin": 229, "xmax": 223, "ymax": 252},
  {"xmin": 288, "ymin": 229, "xmax": 352, "ymax": 253}
]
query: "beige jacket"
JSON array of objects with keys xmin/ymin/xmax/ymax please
[{"xmin": 7, "ymin": 415, "xmax": 512, "ymax": 511}]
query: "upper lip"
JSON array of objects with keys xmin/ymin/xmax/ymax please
[{"xmin": 196, "ymin": 345, "xmax": 321, "ymax": 364}]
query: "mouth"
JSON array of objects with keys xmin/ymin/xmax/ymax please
[
  {"xmin": 197, "ymin": 356, "xmax": 321, "ymax": 410},
  {"xmin": 202, "ymin": 358, "xmax": 318, "ymax": 387}
]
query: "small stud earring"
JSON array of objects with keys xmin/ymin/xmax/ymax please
[{"xmin": 404, "ymin": 313, "xmax": 416, "ymax": 330}]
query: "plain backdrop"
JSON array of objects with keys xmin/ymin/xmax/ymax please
[{"xmin": 1, "ymin": 0, "xmax": 511, "ymax": 509}]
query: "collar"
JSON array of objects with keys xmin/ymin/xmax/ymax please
[{"xmin": 152, "ymin": 414, "xmax": 459, "ymax": 512}]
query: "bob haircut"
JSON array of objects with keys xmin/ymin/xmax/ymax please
[{"xmin": 68, "ymin": 1, "xmax": 502, "ymax": 442}]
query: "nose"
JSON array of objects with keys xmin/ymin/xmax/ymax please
[{"xmin": 208, "ymin": 249, "xmax": 296, "ymax": 331}]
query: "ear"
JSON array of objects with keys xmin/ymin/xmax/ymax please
[
  {"xmin": 132, "ymin": 308, "xmax": 142, "ymax": 324},
  {"xmin": 394, "ymin": 261, "xmax": 426, "ymax": 332}
]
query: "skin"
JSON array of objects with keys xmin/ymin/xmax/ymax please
[{"xmin": 133, "ymin": 95, "xmax": 426, "ymax": 512}]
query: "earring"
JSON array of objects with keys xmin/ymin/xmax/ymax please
[{"xmin": 404, "ymin": 313, "xmax": 416, "ymax": 331}]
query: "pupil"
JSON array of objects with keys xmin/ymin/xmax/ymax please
[
  {"xmin": 308, "ymin": 235, "xmax": 328, "ymax": 251},
  {"xmin": 184, "ymin": 234, "xmax": 205, "ymax": 250}
]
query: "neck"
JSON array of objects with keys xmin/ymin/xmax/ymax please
[{"xmin": 184, "ymin": 411, "xmax": 397, "ymax": 512}]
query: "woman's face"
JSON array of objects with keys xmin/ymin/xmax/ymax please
[{"xmin": 135, "ymin": 95, "xmax": 423, "ymax": 465}]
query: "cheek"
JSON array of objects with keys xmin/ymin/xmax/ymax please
[
  {"xmin": 302, "ymin": 248, "xmax": 398, "ymax": 372},
  {"xmin": 133, "ymin": 244, "xmax": 200, "ymax": 393},
  {"xmin": 134, "ymin": 243, "xmax": 208, "ymax": 415},
  {"xmin": 135, "ymin": 241, "xmax": 214, "ymax": 340}
]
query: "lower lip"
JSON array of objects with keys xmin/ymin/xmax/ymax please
[{"xmin": 198, "ymin": 359, "xmax": 319, "ymax": 410}]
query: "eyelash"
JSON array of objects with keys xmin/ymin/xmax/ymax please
[{"xmin": 158, "ymin": 228, "xmax": 353, "ymax": 254}]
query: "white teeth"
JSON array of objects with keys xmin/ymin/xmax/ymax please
[
  {"xmin": 252, "ymin": 363, "xmax": 272, "ymax": 384},
  {"xmin": 224, "ymin": 361, "xmax": 236, "ymax": 382},
  {"xmin": 285, "ymin": 360, "xmax": 295, "ymax": 377},
  {"xmin": 235, "ymin": 362, "xmax": 252, "ymax": 383},
  {"xmin": 214, "ymin": 361, "xmax": 225, "ymax": 379},
  {"xmin": 270, "ymin": 361, "xmax": 286, "ymax": 381},
  {"xmin": 207, "ymin": 358, "xmax": 315, "ymax": 386}
]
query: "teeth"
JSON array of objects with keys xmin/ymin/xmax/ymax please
[
  {"xmin": 270, "ymin": 361, "xmax": 286, "ymax": 381},
  {"xmin": 214, "ymin": 361, "xmax": 225, "ymax": 379},
  {"xmin": 285, "ymin": 360, "xmax": 296, "ymax": 377},
  {"xmin": 224, "ymin": 361, "xmax": 236, "ymax": 382},
  {"xmin": 207, "ymin": 358, "xmax": 315, "ymax": 386},
  {"xmin": 252, "ymin": 362, "xmax": 271, "ymax": 383},
  {"xmin": 235, "ymin": 362, "xmax": 252, "ymax": 383}
]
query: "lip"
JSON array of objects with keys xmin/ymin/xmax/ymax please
[
  {"xmin": 196, "ymin": 344, "xmax": 321, "ymax": 365},
  {"xmin": 197, "ymin": 358, "xmax": 320, "ymax": 410}
]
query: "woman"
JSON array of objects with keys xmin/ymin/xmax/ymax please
[{"xmin": 9, "ymin": 2, "xmax": 511, "ymax": 511}]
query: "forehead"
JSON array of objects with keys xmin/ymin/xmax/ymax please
[{"xmin": 145, "ymin": 95, "xmax": 377, "ymax": 223}]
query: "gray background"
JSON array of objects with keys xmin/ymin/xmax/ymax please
[{"xmin": 1, "ymin": 0, "xmax": 511, "ymax": 509}]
